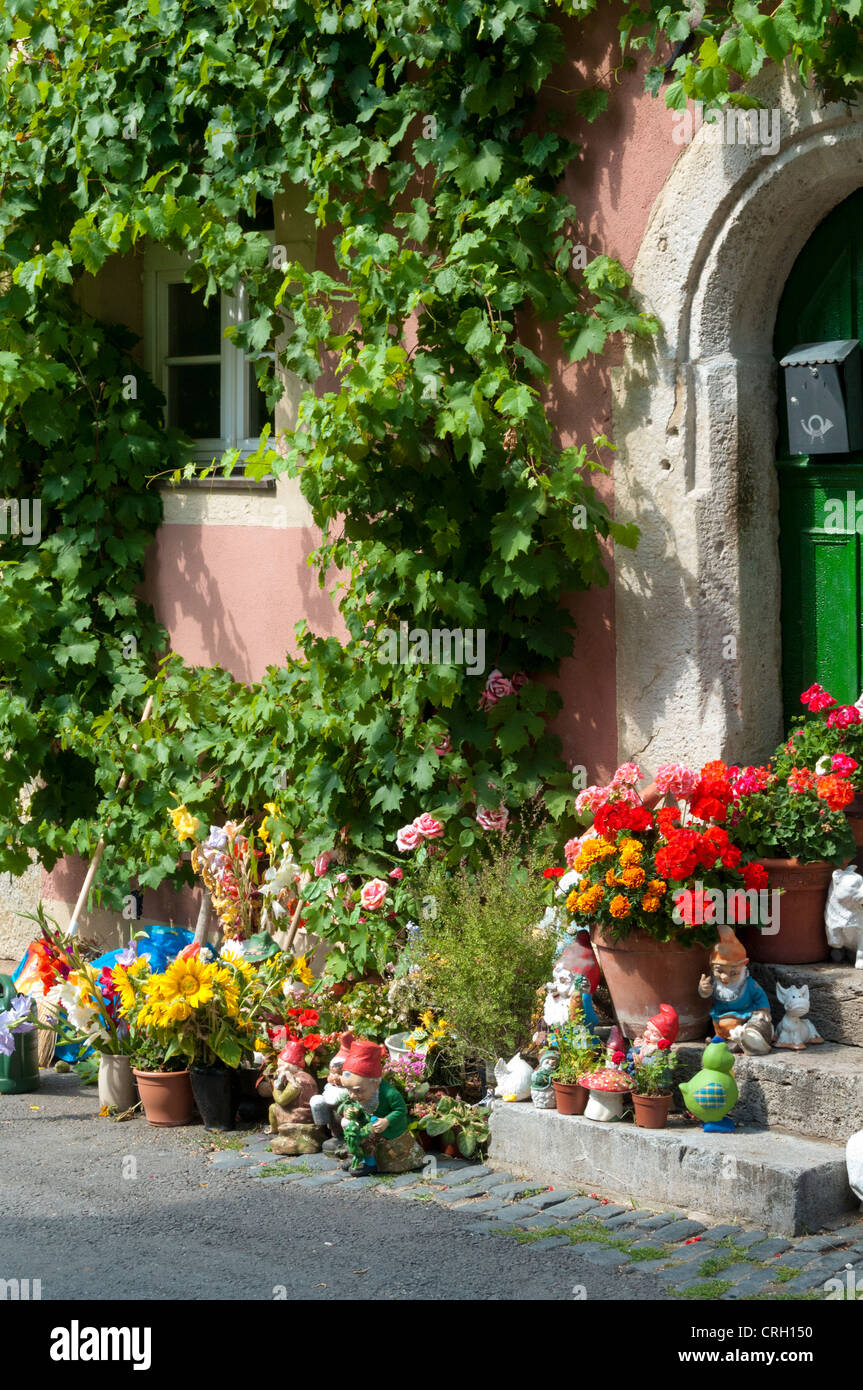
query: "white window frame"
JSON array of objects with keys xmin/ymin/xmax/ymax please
[{"xmin": 143, "ymin": 241, "xmax": 276, "ymax": 470}]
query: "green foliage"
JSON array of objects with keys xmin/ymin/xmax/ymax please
[
  {"xmin": 732, "ymin": 778, "xmax": 856, "ymax": 863},
  {"xmin": 548, "ymin": 1016, "xmax": 603, "ymax": 1083},
  {"xmin": 416, "ymin": 1095, "xmax": 490, "ymax": 1157},
  {"xmin": 413, "ymin": 829, "xmax": 557, "ymax": 1064},
  {"xmin": 1, "ymin": 0, "xmax": 857, "ymax": 912}
]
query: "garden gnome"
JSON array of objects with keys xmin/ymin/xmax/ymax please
[
  {"xmin": 680, "ymin": 1038, "xmax": 739, "ymax": 1133},
  {"xmin": 534, "ymin": 938, "xmax": 599, "ymax": 1048},
  {"xmin": 697, "ymin": 924, "xmax": 774, "ymax": 1054},
  {"xmin": 263, "ymin": 1040, "xmax": 327, "ymax": 1156},
  {"xmin": 530, "ymin": 1049, "xmax": 559, "ymax": 1109},
  {"xmin": 338, "ymin": 1038, "xmax": 424, "ymax": 1177},
  {"xmin": 632, "ymin": 1004, "xmax": 679, "ymax": 1065},
  {"xmin": 309, "ymin": 1030, "xmax": 354, "ymax": 1152}
]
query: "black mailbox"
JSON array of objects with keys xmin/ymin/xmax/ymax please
[{"xmin": 780, "ymin": 340, "xmax": 863, "ymax": 455}]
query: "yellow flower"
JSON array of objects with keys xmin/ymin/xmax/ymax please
[
  {"xmin": 112, "ymin": 965, "xmax": 136, "ymax": 1014},
  {"xmin": 165, "ymin": 997, "xmax": 192, "ymax": 1023},
  {"xmin": 576, "ymin": 885, "xmax": 603, "ymax": 913},
  {"xmin": 619, "ymin": 846, "xmax": 642, "ymax": 868},
  {"xmin": 605, "ymin": 867, "xmax": 622, "ymax": 887},
  {"xmin": 160, "ymin": 956, "xmax": 216, "ymax": 1010},
  {"xmin": 641, "ymin": 895, "xmax": 661, "ymax": 913},
  {"xmin": 609, "ymin": 894, "xmax": 630, "ymax": 919},
  {"xmin": 169, "ymin": 804, "xmax": 201, "ymax": 844},
  {"xmin": 618, "ymin": 838, "xmax": 643, "ymax": 854},
  {"xmin": 648, "ymin": 879, "xmax": 668, "ymax": 897},
  {"xmin": 292, "ymin": 955, "xmax": 314, "ymax": 987},
  {"xmin": 566, "ymin": 888, "xmax": 580, "ymax": 913}
]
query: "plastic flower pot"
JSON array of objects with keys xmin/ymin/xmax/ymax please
[
  {"xmin": 98, "ymin": 1053, "xmax": 136, "ymax": 1111},
  {"xmin": 551, "ymin": 1080, "xmax": 588, "ymax": 1115},
  {"xmin": 385, "ymin": 1031, "xmax": 428, "ymax": 1062},
  {"xmin": 632, "ymin": 1093, "xmax": 672, "ymax": 1129},
  {"xmin": 737, "ymin": 858, "xmax": 831, "ymax": 964},
  {"xmin": 190, "ymin": 1064, "xmax": 238, "ymax": 1131},
  {"xmin": 133, "ymin": 1068, "xmax": 196, "ymax": 1126}
]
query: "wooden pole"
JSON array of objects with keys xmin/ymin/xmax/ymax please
[
  {"xmin": 67, "ymin": 696, "xmax": 154, "ymax": 937},
  {"xmin": 283, "ymin": 896, "xmax": 306, "ymax": 953}
]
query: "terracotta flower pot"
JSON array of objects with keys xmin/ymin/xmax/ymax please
[
  {"xmin": 552, "ymin": 1080, "xmax": 589, "ymax": 1115},
  {"xmin": 737, "ymin": 858, "xmax": 831, "ymax": 964},
  {"xmin": 592, "ymin": 927, "xmax": 711, "ymax": 1042},
  {"xmin": 633, "ymin": 1092, "xmax": 672, "ymax": 1129},
  {"xmin": 133, "ymin": 1068, "xmax": 197, "ymax": 1127}
]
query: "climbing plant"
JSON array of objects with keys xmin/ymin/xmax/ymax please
[{"xmin": 0, "ymin": 0, "xmax": 861, "ymax": 919}]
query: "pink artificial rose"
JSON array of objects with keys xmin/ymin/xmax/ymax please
[
  {"xmin": 611, "ymin": 762, "xmax": 642, "ymax": 787},
  {"xmin": 476, "ymin": 804, "xmax": 509, "ymax": 833},
  {"xmin": 412, "ymin": 813, "xmax": 445, "ymax": 839},
  {"xmin": 479, "ymin": 669, "xmax": 514, "ymax": 710},
  {"xmin": 654, "ymin": 763, "xmax": 698, "ymax": 799},
  {"xmin": 313, "ymin": 851, "xmax": 334, "ymax": 877},
  {"xmin": 359, "ymin": 879, "xmax": 388, "ymax": 912},
  {"xmin": 388, "ymin": 866, "xmax": 403, "ymax": 880},
  {"xmin": 833, "ymin": 754, "xmax": 859, "ymax": 776},
  {"xmin": 396, "ymin": 824, "xmax": 421, "ymax": 852}
]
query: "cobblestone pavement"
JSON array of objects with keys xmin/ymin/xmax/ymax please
[{"xmin": 4, "ymin": 1074, "xmax": 863, "ymax": 1300}]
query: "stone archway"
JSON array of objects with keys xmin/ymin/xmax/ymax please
[{"xmin": 611, "ymin": 72, "xmax": 863, "ymax": 772}]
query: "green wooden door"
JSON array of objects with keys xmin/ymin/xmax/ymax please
[{"xmin": 775, "ymin": 189, "xmax": 863, "ymax": 727}]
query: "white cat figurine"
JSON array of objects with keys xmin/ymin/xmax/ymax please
[
  {"xmin": 773, "ymin": 981, "xmax": 825, "ymax": 1050},
  {"xmin": 825, "ymin": 864, "xmax": 863, "ymax": 968}
]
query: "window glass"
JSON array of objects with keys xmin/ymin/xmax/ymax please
[
  {"xmin": 167, "ymin": 364, "xmax": 221, "ymax": 438},
  {"xmin": 168, "ymin": 284, "xmax": 222, "ymax": 357}
]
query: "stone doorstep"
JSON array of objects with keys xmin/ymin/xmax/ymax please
[
  {"xmin": 752, "ymin": 960, "xmax": 863, "ymax": 1050},
  {"xmin": 675, "ymin": 1039, "xmax": 863, "ymax": 1142},
  {"xmin": 487, "ymin": 1106, "xmax": 858, "ymax": 1237}
]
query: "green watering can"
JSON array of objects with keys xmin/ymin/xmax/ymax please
[{"xmin": 0, "ymin": 974, "xmax": 39, "ymax": 1095}]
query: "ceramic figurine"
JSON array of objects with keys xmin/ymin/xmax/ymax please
[
  {"xmin": 825, "ymin": 864, "xmax": 863, "ymax": 968},
  {"xmin": 847, "ymin": 1130, "xmax": 863, "ymax": 1208},
  {"xmin": 262, "ymin": 1040, "xmax": 327, "ymax": 1155},
  {"xmin": 577, "ymin": 1067, "xmax": 632, "ymax": 1121},
  {"xmin": 493, "ymin": 1051, "xmax": 534, "ymax": 1101},
  {"xmin": 697, "ymin": 924, "xmax": 773, "ymax": 1054},
  {"xmin": 679, "ymin": 1038, "xmax": 739, "ymax": 1133},
  {"xmin": 338, "ymin": 1038, "xmax": 425, "ymax": 1176},
  {"xmin": 534, "ymin": 938, "xmax": 599, "ymax": 1050},
  {"xmin": 530, "ymin": 1049, "xmax": 559, "ymax": 1109},
  {"xmin": 632, "ymin": 1004, "xmax": 679, "ymax": 1065},
  {"xmin": 309, "ymin": 1031, "xmax": 354, "ymax": 1151},
  {"xmin": 773, "ymin": 982, "xmax": 824, "ymax": 1050}
]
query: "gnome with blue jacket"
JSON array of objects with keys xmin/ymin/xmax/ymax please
[{"xmin": 697, "ymin": 924, "xmax": 773, "ymax": 1055}]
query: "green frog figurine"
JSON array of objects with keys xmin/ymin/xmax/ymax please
[{"xmin": 679, "ymin": 1037, "xmax": 738, "ymax": 1133}]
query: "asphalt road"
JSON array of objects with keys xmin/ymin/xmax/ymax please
[{"xmin": 0, "ymin": 1072, "xmax": 661, "ymax": 1301}]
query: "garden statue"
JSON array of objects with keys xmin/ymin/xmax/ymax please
[
  {"xmin": 773, "ymin": 982, "xmax": 824, "ymax": 1050},
  {"xmin": 534, "ymin": 937, "xmax": 599, "ymax": 1050},
  {"xmin": 530, "ymin": 1049, "xmax": 559, "ymax": 1109},
  {"xmin": 338, "ymin": 1038, "xmax": 425, "ymax": 1176},
  {"xmin": 493, "ymin": 1051, "xmax": 534, "ymax": 1101},
  {"xmin": 632, "ymin": 1004, "xmax": 679, "ymax": 1065},
  {"xmin": 260, "ymin": 1040, "xmax": 327, "ymax": 1156},
  {"xmin": 679, "ymin": 1038, "xmax": 739, "ymax": 1133},
  {"xmin": 847, "ymin": 1130, "xmax": 863, "ymax": 1208},
  {"xmin": 825, "ymin": 863, "xmax": 863, "ymax": 968},
  {"xmin": 697, "ymin": 925, "xmax": 773, "ymax": 1054},
  {"xmin": 577, "ymin": 1067, "xmax": 632, "ymax": 1121},
  {"xmin": 309, "ymin": 1031, "xmax": 354, "ymax": 1151}
]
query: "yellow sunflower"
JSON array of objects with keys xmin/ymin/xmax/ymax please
[
  {"xmin": 111, "ymin": 965, "xmax": 136, "ymax": 1014},
  {"xmin": 161, "ymin": 956, "xmax": 216, "ymax": 1010}
]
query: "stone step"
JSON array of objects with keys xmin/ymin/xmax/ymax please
[
  {"xmin": 487, "ymin": 1104, "xmax": 858, "ymax": 1236},
  {"xmin": 752, "ymin": 959, "xmax": 863, "ymax": 1047},
  {"xmin": 675, "ymin": 1041, "xmax": 863, "ymax": 1142}
]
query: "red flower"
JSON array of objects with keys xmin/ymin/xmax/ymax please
[
  {"xmin": 673, "ymin": 888, "xmax": 716, "ymax": 925},
  {"xmin": 655, "ymin": 806, "xmax": 682, "ymax": 837},
  {"xmin": 741, "ymin": 862, "xmax": 769, "ymax": 892},
  {"xmin": 298, "ymin": 1008, "xmax": 319, "ymax": 1027},
  {"xmin": 611, "ymin": 1050, "xmax": 626, "ymax": 1065},
  {"xmin": 594, "ymin": 802, "xmax": 653, "ymax": 841},
  {"xmin": 826, "ymin": 705, "xmax": 862, "ymax": 730},
  {"xmin": 657, "ymin": 1039, "xmax": 671, "ymax": 1051},
  {"xmin": 816, "ymin": 774, "xmax": 855, "ymax": 812},
  {"xmin": 302, "ymin": 1033, "xmax": 322, "ymax": 1051},
  {"xmin": 800, "ymin": 683, "xmax": 835, "ymax": 712},
  {"xmin": 689, "ymin": 777, "xmax": 733, "ymax": 824},
  {"xmin": 543, "ymin": 867, "xmax": 566, "ymax": 879}
]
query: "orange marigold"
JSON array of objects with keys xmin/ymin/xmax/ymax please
[
  {"xmin": 609, "ymin": 894, "xmax": 630, "ymax": 919},
  {"xmin": 621, "ymin": 865, "xmax": 646, "ymax": 888},
  {"xmin": 641, "ymin": 895, "xmax": 661, "ymax": 913},
  {"xmin": 648, "ymin": 879, "xmax": 668, "ymax": 896},
  {"xmin": 566, "ymin": 889, "xmax": 580, "ymax": 913}
]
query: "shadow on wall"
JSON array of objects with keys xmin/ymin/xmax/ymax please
[{"xmin": 143, "ymin": 522, "xmax": 346, "ymax": 682}]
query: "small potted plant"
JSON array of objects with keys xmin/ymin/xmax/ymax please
[
  {"xmin": 630, "ymin": 1041, "xmax": 677, "ymax": 1129},
  {"xmin": 130, "ymin": 1037, "xmax": 197, "ymax": 1127},
  {"xmin": 415, "ymin": 1095, "xmax": 491, "ymax": 1159},
  {"xmin": 548, "ymin": 1018, "xmax": 603, "ymax": 1116}
]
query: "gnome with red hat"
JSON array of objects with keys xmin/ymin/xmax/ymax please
[
  {"xmin": 309, "ymin": 1031, "xmax": 354, "ymax": 1152},
  {"xmin": 264, "ymin": 1039, "xmax": 328, "ymax": 1155},
  {"xmin": 338, "ymin": 1038, "xmax": 425, "ymax": 1177},
  {"xmin": 697, "ymin": 925, "xmax": 773, "ymax": 1055},
  {"xmin": 632, "ymin": 1004, "xmax": 679, "ymax": 1065}
]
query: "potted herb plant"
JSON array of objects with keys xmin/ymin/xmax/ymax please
[
  {"xmin": 548, "ymin": 1018, "xmax": 603, "ymax": 1116},
  {"xmin": 630, "ymin": 1041, "xmax": 677, "ymax": 1129}
]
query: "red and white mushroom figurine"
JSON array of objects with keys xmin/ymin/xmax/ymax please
[{"xmin": 577, "ymin": 1068, "xmax": 632, "ymax": 1121}]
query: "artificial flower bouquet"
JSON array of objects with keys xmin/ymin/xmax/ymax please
[
  {"xmin": 772, "ymin": 684, "xmax": 863, "ymax": 795},
  {"xmin": 170, "ymin": 805, "xmax": 270, "ymax": 941},
  {"xmin": 566, "ymin": 761, "xmax": 771, "ymax": 944},
  {"xmin": 21, "ymin": 910, "xmax": 136, "ymax": 1056},
  {"xmin": 0, "ymin": 991, "xmax": 37, "ymax": 1057}
]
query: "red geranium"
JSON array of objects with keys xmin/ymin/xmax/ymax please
[
  {"xmin": 741, "ymin": 862, "xmax": 769, "ymax": 892},
  {"xmin": 302, "ymin": 1033, "xmax": 322, "ymax": 1052},
  {"xmin": 655, "ymin": 806, "xmax": 682, "ymax": 837},
  {"xmin": 689, "ymin": 776, "xmax": 734, "ymax": 824},
  {"xmin": 826, "ymin": 705, "xmax": 862, "ymax": 730},
  {"xmin": 298, "ymin": 1008, "xmax": 320, "ymax": 1027},
  {"xmin": 594, "ymin": 802, "xmax": 653, "ymax": 841},
  {"xmin": 801, "ymin": 683, "xmax": 836, "ymax": 712},
  {"xmin": 815, "ymin": 774, "xmax": 855, "ymax": 812},
  {"xmin": 543, "ymin": 867, "xmax": 566, "ymax": 879},
  {"xmin": 673, "ymin": 888, "xmax": 716, "ymax": 925}
]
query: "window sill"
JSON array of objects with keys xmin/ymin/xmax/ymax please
[{"xmin": 160, "ymin": 475, "xmax": 276, "ymax": 493}]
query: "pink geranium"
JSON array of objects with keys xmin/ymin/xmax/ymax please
[
  {"xmin": 654, "ymin": 763, "xmax": 698, "ymax": 799},
  {"xmin": 575, "ymin": 784, "xmax": 611, "ymax": 815},
  {"xmin": 801, "ymin": 683, "xmax": 836, "ymax": 712},
  {"xmin": 359, "ymin": 879, "xmax": 388, "ymax": 912},
  {"xmin": 833, "ymin": 754, "xmax": 859, "ymax": 776},
  {"xmin": 476, "ymin": 804, "xmax": 509, "ymax": 833},
  {"xmin": 826, "ymin": 705, "xmax": 862, "ymax": 730},
  {"xmin": 611, "ymin": 762, "xmax": 642, "ymax": 787},
  {"xmin": 396, "ymin": 824, "xmax": 421, "ymax": 852},
  {"xmin": 412, "ymin": 813, "xmax": 445, "ymax": 839}
]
